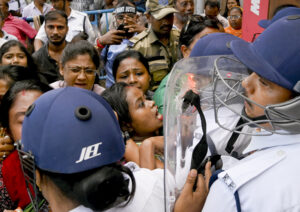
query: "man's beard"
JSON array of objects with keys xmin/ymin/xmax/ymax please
[
  {"xmin": 175, "ymin": 13, "xmax": 191, "ymax": 23},
  {"xmin": 47, "ymin": 35, "xmax": 66, "ymax": 46}
]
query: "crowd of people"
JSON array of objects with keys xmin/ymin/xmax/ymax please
[{"xmin": 0, "ymin": 0, "xmax": 299, "ymax": 211}]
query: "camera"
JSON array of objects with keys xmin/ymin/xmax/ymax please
[{"xmin": 117, "ymin": 24, "xmax": 132, "ymax": 37}]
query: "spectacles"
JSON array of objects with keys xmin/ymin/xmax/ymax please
[
  {"xmin": 116, "ymin": 13, "xmax": 136, "ymax": 20},
  {"xmin": 66, "ymin": 66, "xmax": 96, "ymax": 76},
  {"xmin": 228, "ymin": 15, "xmax": 241, "ymax": 20}
]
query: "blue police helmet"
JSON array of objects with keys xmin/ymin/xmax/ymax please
[
  {"xmin": 21, "ymin": 87, "xmax": 125, "ymax": 174},
  {"xmin": 230, "ymin": 15, "xmax": 300, "ymax": 93}
]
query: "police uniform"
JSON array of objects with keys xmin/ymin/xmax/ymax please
[
  {"xmin": 128, "ymin": 27, "xmax": 180, "ymax": 90},
  {"xmin": 203, "ymin": 132, "xmax": 300, "ymax": 211},
  {"xmin": 35, "ymin": 9, "xmax": 96, "ymax": 44},
  {"xmin": 105, "ymin": 162, "xmax": 164, "ymax": 212}
]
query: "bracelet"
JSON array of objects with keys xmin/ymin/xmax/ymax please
[{"xmin": 96, "ymin": 37, "xmax": 105, "ymax": 49}]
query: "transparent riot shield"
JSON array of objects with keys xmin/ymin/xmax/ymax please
[{"xmin": 164, "ymin": 55, "xmax": 250, "ymax": 212}]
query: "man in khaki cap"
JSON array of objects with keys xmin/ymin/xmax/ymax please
[{"xmin": 128, "ymin": 0, "xmax": 180, "ymax": 91}]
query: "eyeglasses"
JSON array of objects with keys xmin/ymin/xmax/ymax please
[
  {"xmin": 116, "ymin": 13, "xmax": 136, "ymax": 20},
  {"xmin": 228, "ymin": 15, "xmax": 241, "ymax": 20},
  {"xmin": 66, "ymin": 66, "xmax": 96, "ymax": 76}
]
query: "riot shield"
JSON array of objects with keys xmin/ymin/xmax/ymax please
[{"xmin": 163, "ymin": 55, "xmax": 250, "ymax": 212}]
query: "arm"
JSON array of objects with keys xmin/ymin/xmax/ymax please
[
  {"xmin": 139, "ymin": 136, "xmax": 164, "ymax": 169},
  {"xmin": 84, "ymin": 14, "xmax": 96, "ymax": 44},
  {"xmin": 33, "ymin": 39, "xmax": 44, "ymax": 52},
  {"xmin": 174, "ymin": 162, "xmax": 212, "ymax": 212},
  {"xmin": 34, "ymin": 22, "xmax": 47, "ymax": 51},
  {"xmin": 96, "ymin": 29, "xmax": 126, "ymax": 46},
  {"xmin": 124, "ymin": 138, "xmax": 140, "ymax": 165}
]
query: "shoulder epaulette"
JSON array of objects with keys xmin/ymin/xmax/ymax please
[{"xmin": 129, "ymin": 29, "xmax": 149, "ymax": 45}]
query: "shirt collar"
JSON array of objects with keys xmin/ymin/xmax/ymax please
[
  {"xmin": 68, "ymin": 9, "xmax": 76, "ymax": 19},
  {"xmin": 148, "ymin": 27, "xmax": 159, "ymax": 44},
  {"xmin": 243, "ymin": 130, "xmax": 300, "ymax": 154}
]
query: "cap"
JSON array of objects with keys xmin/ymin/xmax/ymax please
[
  {"xmin": 230, "ymin": 15, "xmax": 300, "ymax": 92},
  {"xmin": 146, "ymin": 0, "xmax": 177, "ymax": 20},
  {"xmin": 21, "ymin": 87, "xmax": 125, "ymax": 174},
  {"xmin": 115, "ymin": 5, "xmax": 137, "ymax": 14},
  {"xmin": 258, "ymin": 7, "xmax": 300, "ymax": 28},
  {"xmin": 190, "ymin": 33, "xmax": 242, "ymax": 57}
]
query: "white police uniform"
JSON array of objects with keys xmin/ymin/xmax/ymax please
[
  {"xmin": 202, "ymin": 132, "xmax": 300, "ymax": 211},
  {"xmin": 35, "ymin": 9, "xmax": 96, "ymax": 44},
  {"xmin": 173, "ymin": 106, "xmax": 252, "ymax": 191},
  {"xmin": 69, "ymin": 205, "xmax": 93, "ymax": 212},
  {"xmin": 105, "ymin": 162, "xmax": 164, "ymax": 212}
]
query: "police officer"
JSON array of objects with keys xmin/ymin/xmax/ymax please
[
  {"xmin": 174, "ymin": 15, "xmax": 300, "ymax": 212},
  {"xmin": 129, "ymin": 0, "xmax": 180, "ymax": 91}
]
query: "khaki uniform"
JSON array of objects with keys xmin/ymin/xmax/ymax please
[{"xmin": 128, "ymin": 27, "xmax": 180, "ymax": 90}]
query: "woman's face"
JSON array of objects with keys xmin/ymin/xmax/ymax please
[
  {"xmin": 227, "ymin": 0, "xmax": 238, "ymax": 10},
  {"xmin": 116, "ymin": 58, "xmax": 151, "ymax": 94},
  {"xmin": 1, "ymin": 46, "xmax": 28, "ymax": 67},
  {"xmin": 126, "ymin": 86, "xmax": 162, "ymax": 136},
  {"xmin": 8, "ymin": 90, "xmax": 42, "ymax": 142},
  {"xmin": 60, "ymin": 54, "xmax": 96, "ymax": 91}
]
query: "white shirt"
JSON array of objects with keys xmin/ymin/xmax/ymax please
[
  {"xmin": 105, "ymin": 162, "xmax": 164, "ymax": 212},
  {"xmin": 8, "ymin": 0, "xmax": 27, "ymax": 13},
  {"xmin": 201, "ymin": 13, "xmax": 229, "ymax": 28},
  {"xmin": 35, "ymin": 9, "xmax": 96, "ymax": 44},
  {"xmin": 203, "ymin": 133, "xmax": 300, "ymax": 211},
  {"xmin": 69, "ymin": 205, "xmax": 93, "ymax": 212},
  {"xmin": 22, "ymin": 2, "xmax": 52, "ymax": 17},
  {"xmin": 0, "ymin": 30, "xmax": 18, "ymax": 47},
  {"xmin": 22, "ymin": 2, "xmax": 52, "ymax": 28},
  {"xmin": 168, "ymin": 106, "xmax": 252, "ymax": 199}
]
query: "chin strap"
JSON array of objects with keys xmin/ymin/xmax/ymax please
[{"xmin": 241, "ymin": 107, "xmax": 268, "ymax": 127}]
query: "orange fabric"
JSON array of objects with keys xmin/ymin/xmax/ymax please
[{"xmin": 225, "ymin": 26, "xmax": 242, "ymax": 38}]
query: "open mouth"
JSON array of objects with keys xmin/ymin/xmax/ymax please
[
  {"xmin": 74, "ymin": 83, "xmax": 87, "ymax": 88},
  {"xmin": 155, "ymin": 107, "xmax": 163, "ymax": 121}
]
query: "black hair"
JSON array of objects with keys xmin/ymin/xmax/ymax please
[
  {"xmin": 70, "ymin": 32, "xmax": 89, "ymax": 43},
  {"xmin": 39, "ymin": 162, "xmax": 136, "ymax": 211},
  {"xmin": 101, "ymin": 82, "xmax": 131, "ymax": 128},
  {"xmin": 61, "ymin": 40, "xmax": 100, "ymax": 69},
  {"xmin": 0, "ymin": 40, "xmax": 40, "ymax": 74},
  {"xmin": 179, "ymin": 16, "xmax": 220, "ymax": 48},
  {"xmin": 0, "ymin": 80, "xmax": 52, "ymax": 130},
  {"xmin": 222, "ymin": 0, "xmax": 240, "ymax": 17},
  {"xmin": 0, "ymin": 65, "xmax": 40, "ymax": 88},
  {"xmin": 116, "ymin": 0, "xmax": 136, "ymax": 9},
  {"xmin": 228, "ymin": 6, "xmax": 243, "ymax": 16},
  {"xmin": 44, "ymin": 10, "xmax": 68, "ymax": 25},
  {"xmin": 205, "ymin": 0, "xmax": 220, "ymax": 10},
  {"xmin": 112, "ymin": 50, "xmax": 150, "ymax": 80}
]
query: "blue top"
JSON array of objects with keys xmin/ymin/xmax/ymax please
[{"xmin": 101, "ymin": 39, "xmax": 133, "ymax": 88}]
